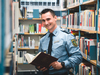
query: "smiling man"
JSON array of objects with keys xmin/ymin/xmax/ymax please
[{"xmin": 37, "ymin": 8, "xmax": 82, "ymax": 75}]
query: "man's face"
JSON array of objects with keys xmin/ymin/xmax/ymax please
[{"xmin": 41, "ymin": 12, "xmax": 57, "ymax": 31}]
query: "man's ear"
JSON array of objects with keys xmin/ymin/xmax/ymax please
[{"xmin": 54, "ymin": 15, "xmax": 57, "ymax": 21}]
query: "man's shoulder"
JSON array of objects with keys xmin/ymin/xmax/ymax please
[
  {"xmin": 60, "ymin": 29, "xmax": 75, "ymax": 39},
  {"xmin": 60, "ymin": 29, "xmax": 71, "ymax": 34},
  {"xmin": 40, "ymin": 33, "xmax": 48, "ymax": 41},
  {"xmin": 42, "ymin": 33, "xmax": 47, "ymax": 37}
]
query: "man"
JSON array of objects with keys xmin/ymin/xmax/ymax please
[{"xmin": 37, "ymin": 8, "xmax": 82, "ymax": 75}]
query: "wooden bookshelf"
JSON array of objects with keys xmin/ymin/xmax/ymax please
[
  {"xmin": 90, "ymin": 60, "xmax": 97, "ymax": 66},
  {"xmin": 62, "ymin": 8, "xmax": 68, "ymax": 11},
  {"xmin": 19, "ymin": 18, "xmax": 61, "ymax": 20},
  {"xmin": 67, "ymin": 0, "xmax": 96, "ymax": 10},
  {"xmin": 67, "ymin": 27, "xmax": 80, "ymax": 30},
  {"xmin": 97, "ymin": 31, "xmax": 100, "ymax": 34},
  {"xmin": 32, "ymin": 18, "xmax": 41, "ymax": 20},
  {"xmin": 18, "ymin": 33, "xmax": 46, "ymax": 35},
  {"xmin": 19, "ymin": 18, "xmax": 27, "ymax": 20},
  {"xmin": 67, "ymin": 27, "xmax": 97, "ymax": 33},
  {"xmin": 68, "ymin": 4, "xmax": 79, "ymax": 9},
  {"xmin": 5, "ymin": 44, "xmax": 11, "ymax": 56},
  {"xmin": 24, "ymin": 33, "xmax": 45, "ymax": 35},
  {"xmin": 83, "ymin": 57, "xmax": 96, "ymax": 66},
  {"xmin": 80, "ymin": 29, "xmax": 97, "ymax": 33},
  {"xmin": 4, "ymin": 73, "xmax": 9, "ymax": 75},
  {"xmin": 18, "ymin": 46, "xmax": 39, "ymax": 50},
  {"xmin": 18, "ymin": 63, "xmax": 28, "ymax": 65}
]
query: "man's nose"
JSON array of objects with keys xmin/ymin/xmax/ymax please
[{"xmin": 45, "ymin": 21, "xmax": 48, "ymax": 25}]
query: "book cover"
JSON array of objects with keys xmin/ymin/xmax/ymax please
[{"xmin": 24, "ymin": 52, "xmax": 58, "ymax": 69}]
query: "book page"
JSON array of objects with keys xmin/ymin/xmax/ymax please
[
  {"xmin": 32, "ymin": 52, "xmax": 41, "ymax": 60},
  {"xmin": 24, "ymin": 53, "xmax": 35, "ymax": 63}
]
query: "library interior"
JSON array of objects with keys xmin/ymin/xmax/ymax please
[{"xmin": 1, "ymin": 0, "xmax": 100, "ymax": 75}]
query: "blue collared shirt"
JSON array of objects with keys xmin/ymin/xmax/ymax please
[{"xmin": 38, "ymin": 26, "xmax": 82, "ymax": 74}]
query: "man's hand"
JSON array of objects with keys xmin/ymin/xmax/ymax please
[
  {"xmin": 37, "ymin": 66, "xmax": 48, "ymax": 72},
  {"xmin": 49, "ymin": 61, "xmax": 63, "ymax": 70}
]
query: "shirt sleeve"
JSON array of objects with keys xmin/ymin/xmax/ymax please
[
  {"xmin": 64, "ymin": 34, "xmax": 82, "ymax": 69},
  {"xmin": 38, "ymin": 39, "xmax": 42, "ymax": 53}
]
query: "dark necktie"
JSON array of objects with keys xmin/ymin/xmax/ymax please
[{"xmin": 48, "ymin": 33, "xmax": 53, "ymax": 55}]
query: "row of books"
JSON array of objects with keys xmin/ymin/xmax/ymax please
[
  {"xmin": 17, "ymin": 51, "xmax": 38, "ymax": 64},
  {"xmin": 67, "ymin": 12, "xmax": 79, "ymax": 28},
  {"xmin": 98, "ymin": 9, "xmax": 100, "ymax": 31},
  {"xmin": 79, "ymin": 63, "xmax": 96, "ymax": 75},
  {"xmin": 19, "ymin": 7, "xmax": 40, "ymax": 18},
  {"xmin": 19, "ymin": 23, "xmax": 48, "ymax": 34},
  {"xmin": 75, "ymin": 36, "xmax": 96, "ymax": 60},
  {"xmin": 19, "ymin": 7, "xmax": 27, "ymax": 18},
  {"xmin": 80, "ymin": 10, "xmax": 95, "ymax": 31},
  {"xmin": 20, "ymin": 0, "xmax": 60, "ymax": 7},
  {"xmin": 97, "ymin": 42, "xmax": 100, "ymax": 65},
  {"xmin": 80, "ymin": 0, "xmax": 96, "ymax": 4},
  {"xmin": 80, "ymin": 37, "xmax": 96, "ymax": 60},
  {"xmin": 67, "ymin": 0, "xmax": 95, "ymax": 7},
  {"xmin": 18, "ymin": 35, "xmax": 39, "ymax": 49},
  {"xmin": 67, "ymin": 9, "xmax": 96, "ymax": 31}
]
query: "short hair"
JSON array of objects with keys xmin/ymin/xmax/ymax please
[{"xmin": 41, "ymin": 8, "xmax": 55, "ymax": 17}]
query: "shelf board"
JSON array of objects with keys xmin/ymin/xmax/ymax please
[
  {"xmin": 67, "ymin": 27, "xmax": 80, "ymax": 30},
  {"xmin": 13, "ymin": 48, "xmax": 15, "ymax": 50},
  {"xmin": 82, "ymin": 0, "xmax": 97, "ymax": 5},
  {"xmin": 90, "ymin": 60, "xmax": 97, "ymax": 66},
  {"xmin": 19, "ymin": 18, "xmax": 41, "ymax": 20},
  {"xmin": 18, "ymin": 63, "xmax": 28, "ymax": 65},
  {"xmin": 18, "ymin": 46, "xmax": 39, "ymax": 50},
  {"xmin": 97, "ymin": 31, "xmax": 100, "ymax": 34},
  {"xmin": 25, "ymin": 33, "xmax": 45, "ymax": 35},
  {"xmin": 19, "ymin": 18, "xmax": 27, "ymax": 20},
  {"xmin": 68, "ymin": 4, "xmax": 79, "ymax": 9},
  {"xmin": 5, "ymin": 44, "xmax": 11, "ymax": 56},
  {"xmin": 83, "ymin": 57, "xmax": 97, "ymax": 66},
  {"xmin": 67, "ymin": 0, "xmax": 96, "ymax": 9},
  {"xmin": 61, "ymin": 26, "xmax": 66, "ymax": 29},
  {"xmin": 12, "ymin": 35, "xmax": 15, "ymax": 41},
  {"xmin": 32, "ymin": 18, "xmax": 41, "ymax": 20},
  {"xmin": 67, "ymin": 27, "xmax": 97, "ymax": 33},
  {"xmin": 18, "ymin": 33, "xmax": 46, "ymax": 35},
  {"xmin": 4, "ymin": 73, "xmax": 9, "ymax": 75},
  {"xmin": 62, "ymin": 8, "xmax": 68, "ymax": 11},
  {"xmin": 80, "ymin": 29, "xmax": 97, "ymax": 33},
  {"xmin": 19, "ymin": 18, "xmax": 61, "ymax": 20}
]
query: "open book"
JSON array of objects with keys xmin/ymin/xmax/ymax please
[{"xmin": 24, "ymin": 52, "xmax": 58, "ymax": 69}]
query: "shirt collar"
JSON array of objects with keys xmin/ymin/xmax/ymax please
[{"xmin": 47, "ymin": 26, "xmax": 61, "ymax": 37}]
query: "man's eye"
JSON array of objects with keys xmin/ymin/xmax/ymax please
[
  {"xmin": 47, "ymin": 18, "xmax": 50, "ymax": 21},
  {"xmin": 42, "ymin": 20, "xmax": 45, "ymax": 22}
]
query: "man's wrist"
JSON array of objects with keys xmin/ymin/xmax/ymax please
[{"xmin": 61, "ymin": 62, "xmax": 65, "ymax": 68}]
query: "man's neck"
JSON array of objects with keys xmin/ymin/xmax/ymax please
[{"xmin": 49, "ymin": 25, "xmax": 57, "ymax": 33}]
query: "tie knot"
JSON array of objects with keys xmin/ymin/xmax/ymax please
[{"xmin": 49, "ymin": 33, "xmax": 54, "ymax": 37}]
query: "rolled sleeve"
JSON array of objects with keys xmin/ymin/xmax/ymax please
[{"xmin": 64, "ymin": 34, "xmax": 82, "ymax": 69}]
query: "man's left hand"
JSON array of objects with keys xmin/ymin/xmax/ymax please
[{"xmin": 49, "ymin": 61, "xmax": 63, "ymax": 70}]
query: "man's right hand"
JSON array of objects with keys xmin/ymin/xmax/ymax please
[{"xmin": 37, "ymin": 66, "xmax": 48, "ymax": 72}]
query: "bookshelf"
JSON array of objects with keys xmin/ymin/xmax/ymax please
[
  {"xmin": 0, "ymin": 0, "xmax": 17, "ymax": 75},
  {"xmin": 66, "ymin": 0, "xmax": 100, "ymax": 75},
  {"xmin": 67, "ymin": 27, "xmax": 97, "ymax": 33},
  {"xmin": 18, "ymin": 46, "xmax": 39, "ymax": 50},
  {"xmin": 19, "ymin": 18, "xmax": 61, "ymax": 21}
]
